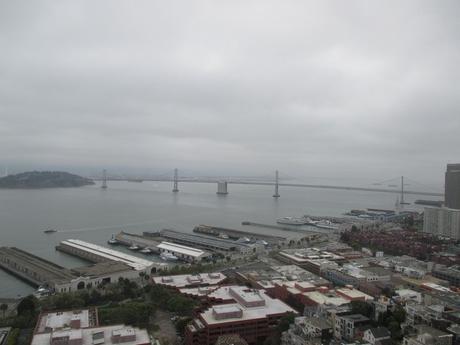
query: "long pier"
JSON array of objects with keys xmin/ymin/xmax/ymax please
[
  {"xmin": 0, "ymin": 247, "xmax": 76, "ymax": 287},
  {"xmin": 193, "ymin": 224, "xmax": 286, "ymax": 244}
]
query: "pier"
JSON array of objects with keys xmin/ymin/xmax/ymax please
[
  {"xmin": 113, "ymin": 231, "xmax": 161, "ymax": 254},
  {"xmin": 56, "ymin": 239, "xmax": 156, "ymax": 273},
  {"xmin": 193, "ymin": 224, "xmax": 286, "ymax": 244},
  {"xmin": 0, "ymin": 247, "xmax": 76, "ymax": 287},
  {"xmin": 144, "ymin": 229, "xmax": 253, "ymax": 253}
]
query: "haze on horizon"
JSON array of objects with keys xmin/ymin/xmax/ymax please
[{"xmin": 1, "ymin": 1, "xmax": 459, "ymax": 187}]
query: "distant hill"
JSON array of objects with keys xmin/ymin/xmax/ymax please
[{"xmin": 0, "ymin": 171, "xmax": 95, "ymax": 189}]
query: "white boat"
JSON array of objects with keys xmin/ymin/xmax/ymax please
[
  {"xmin": 128, "ymin": 244, "xmax": 139, "ymax": 250},
  {"xmin": 140, "ymin": 248, "xmax": 152, "ymax": 254},
  {"xmin": 303, "ymin": 217, "xmax": 319, "ymax": 226},
  {"xmin": 315, "ymin": 220, "xmax": 339, "ymax": 230},
  {"xmin": 276, "ymin": 217, "xmax": 306, "ymax": 225},
  {"xmin": 160, "ymin": 252, "xmax": 178, "ymax": 262},
  {"xmin": 108, "ymin": 234, "xmax": 118, "ymax": 245}
]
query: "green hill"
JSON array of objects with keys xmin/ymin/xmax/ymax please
[{"xmin": 0, "ymin": 171, "xmax": 95, "ymax": 189}]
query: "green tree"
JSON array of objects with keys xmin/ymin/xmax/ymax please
[{"xmin": 0, "ymin": 303, "xmax": 7, "ymax": 318}]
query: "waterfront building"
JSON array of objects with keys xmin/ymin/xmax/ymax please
[
  {"xmin": 445, "ymin": 163, "xmax": 460, "ymax": 210},
  {"xmin": 423, "ymin": 207, "xmax": 460, "ymax": 240},
  {"xmin": 156, "ymin": 241, "xmax": 210, "ymax": 262}
]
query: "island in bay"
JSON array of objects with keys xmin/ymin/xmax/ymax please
[{"xmin": 0, "ymin": 171, "xmax": 95, "ymax": 188}]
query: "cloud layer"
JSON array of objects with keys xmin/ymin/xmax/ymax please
[{"xmin": 1, "ymin": 1, "xmax": 459, "ymax": 184}]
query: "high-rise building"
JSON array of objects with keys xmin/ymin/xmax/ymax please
[
  {"xmin": 423, "ymin": 207, "xmax": 460, "ymax": 239},
  {"xmin": 445, "ymin": 163, "xmax": 460, "ymax": 210}
]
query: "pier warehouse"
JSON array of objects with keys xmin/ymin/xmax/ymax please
[
  {"xmin": 157, "ymin": 242, "xmax": 210, "ymax": 262},
  {"xmin": 144, "ymin": 229, "xmax": 259, "ymax": 253},
  {"xmin": 57, "ymin": 239, "xmax": 156, "ymax": 273}
]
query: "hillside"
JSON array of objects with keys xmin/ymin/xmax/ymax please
[{"xmin": 0, "ymin": 171, "xmax": 95, "ymax": 189}]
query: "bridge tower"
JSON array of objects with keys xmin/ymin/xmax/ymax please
[
  {"xmin": 101, "ymin": 169, "xmax": 108, "ymax": 189},
  {"xmin": 172, "ymin": 168, "xmax": 179, "ymax": 193},
  {"xmin": 273, "ymin": 170, "xmax": 280, "ymax": 198}
]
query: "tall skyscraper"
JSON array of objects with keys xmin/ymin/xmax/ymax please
[{"xmin": 445, "ymin": 163, "xmax": 460, "ymax": 210}]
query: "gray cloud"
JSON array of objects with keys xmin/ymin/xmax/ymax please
[{"xmin": 1, "ymin": 0, "xmax": 459, "ymax": 185}]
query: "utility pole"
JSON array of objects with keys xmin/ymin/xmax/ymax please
[
  {"xmin": 172, "ymin": 168, "xmax": 179, "ymax": 193},
  {"xmin": 101, "ymin": 169, "xmax": 108, "ymax": 189},
  {"xmin": 273, "ymin": 170, "xmax": 280, "ymax": 198}
]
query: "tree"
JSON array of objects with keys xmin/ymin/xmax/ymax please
[
  {"xmin": 0, "ymin": 303, "xmax": 7, "ymax": 318},
  {"xmin": 17, "ymin": 296, "xmax": 37, "ymax": 316}
]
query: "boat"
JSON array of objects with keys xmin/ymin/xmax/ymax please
[
  {"xmin": 160, "ymin": 252, "xmax": 178, "ymax": 262},
  {"xmin": 303, "ymin": 217, "xmax": 319, "ymax": 226},
  {"xmin": 140, "ymin": 248, "xmax": 152, "ymax": 254},
  {"xmin": 108, "ymin": 234, "xmax": 118, "ymax": 245},
  {"xmin": 315, "ymin": 220, "xmax": 339, "ymax": 230},
  {"xmin": 44, "ymin": 228, "xmax": 57, "ymax": 234},
  {"xmin": 218, "ymin": 233, "xmax": 229, "ymax": 239},
  {"xmin": 128, "ymin": 244, "xmax": 139, "ymax": 250},
  {"xmin": 276, "ymin": 217, "xmax": 306, "ymax": 225}
]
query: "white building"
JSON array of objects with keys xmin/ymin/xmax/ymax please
[
  {"xmin": 31, "ymin": 309, "xmax": 150, "ymax": 345},
  {"xmin": 156, "ymin": 241, "xmax": 210, "ymax": 262},
  {"xmin": 423, "ymin": 207, "xmax": 460, "ymax": 239},
  {"xmin": 363, "ymin": 327, "xmax": 391, "ymax": 344}
]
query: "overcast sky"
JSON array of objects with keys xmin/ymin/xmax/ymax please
[{"xmin": 0, "ymin": 1, "xmax": 459, "ymax": 185}]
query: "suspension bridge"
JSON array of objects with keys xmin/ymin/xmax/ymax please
[{"xmin": 94, "ymin": 169, "xmax": 443, "ymax": 198}]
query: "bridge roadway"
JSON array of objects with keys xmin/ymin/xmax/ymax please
[{"xmin": 95, "ymin": 178, "xmax": 443, "ymax": 197}]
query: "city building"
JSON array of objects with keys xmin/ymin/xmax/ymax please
[
  {"xmin": 362, "ymin": 327, "xmax": 391, "ymax": 345},
  {"xmin": 334, "ymin": 314, "xmax": 370, "ymax": 341},
  {"xmin": 185, "ymin": 286, "xmax": 297, "ymax": 345},
  {"xmin": 403, "ymin": 325, "xmax": 453, "ymax": 345},
  {"xmin": 423, "ymin": 207, "xmax": 460, "ymax": 240},
  {"xmin": 445, "ymin": 163, "xmax": 460, "ymax": 210},
  {"xmin": 281, "ymin": 316, "xmax": 333, "ymax": 345},
  {"xmin": 0, "ymin": 328, "xmax": 11, "ymax": 345},
  {"xmin": 432, "ymin": 265, "xmax": 460, "ymax": 287},
  {"xmin": 31, "ymin": 309, "xmax": 150, "ymax": 345},
  {"xmin": 152, "ymin": 272, "xmax": 226, "ymax": 289}
]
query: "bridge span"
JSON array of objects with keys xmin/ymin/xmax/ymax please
[{"xmin": 95, "ymin": 177, "xmax": 443, "ymax": 197}]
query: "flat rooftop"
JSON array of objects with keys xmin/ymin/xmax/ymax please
[
  {"xmin": 152, "ymin": 272, "xmax": 226, "ymax": 288},
  {"xmin": 157, "ymin": 241, "xmax": 207, "ymax": 258},
  {"xmin": 303, "ymin": 291, "xmax": 349, "ymax": 306},
  {"xmin": 199, "ymin": 288, "xmax": 296, "ymax": 325},
  {"xmin": 35, "ymin": 309, "xmax": 95, "ymax": 334},
  {"xmin": 59, "ymin": 239, "xmax": 153, "ymax": 271},
  {"xmin": 31, "ymin": 325, "xmax": 149, "ymax": 345}
]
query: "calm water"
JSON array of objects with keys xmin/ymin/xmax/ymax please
[{"xmin": 0, "ymin": 181, "xmax": 437, "ymax": 298}]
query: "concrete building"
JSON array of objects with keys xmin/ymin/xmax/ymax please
[
  {"xmin": 334, "ymin": 314, "xmax": 370, "ymax": 341},
  {"xmin": 403, "ymin": 325, "xmax": 453, "ymax": 345},
  {"xmin": 432, "ymin": 265, "xmax": 460, "ymax": 287},
  {"xmin": 0, "ymin": 328, "xmax": 11, "ymax": 345},
  {"xmin": 423, "ymin": 207, "xmax": 460, "ymax": 240},
  {"xmin": 281, "ymin": 316, "xmax": 333, "ymax": 345},
  {"xmin": 363, "ymin": 327, "xmax": 391, "ymax": 345},
  {"xmin": 445, "ymin": 163, "xmax": 460, "ymax": 210},
  {"xmin": 31, "ymin": 309, "xmax": 150, "ymax": 345},
  {"xmin": 152, "ymin": 272, "xmax": 226, "ymax": 289},
  {"xmin": 185, "ymin": 286, "xmax": 297, "ymax": 345}
]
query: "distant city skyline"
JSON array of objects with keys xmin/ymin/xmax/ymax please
[{"xmin": 1, "ymin": 1, "xmax": 459, "ymax": 185}]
